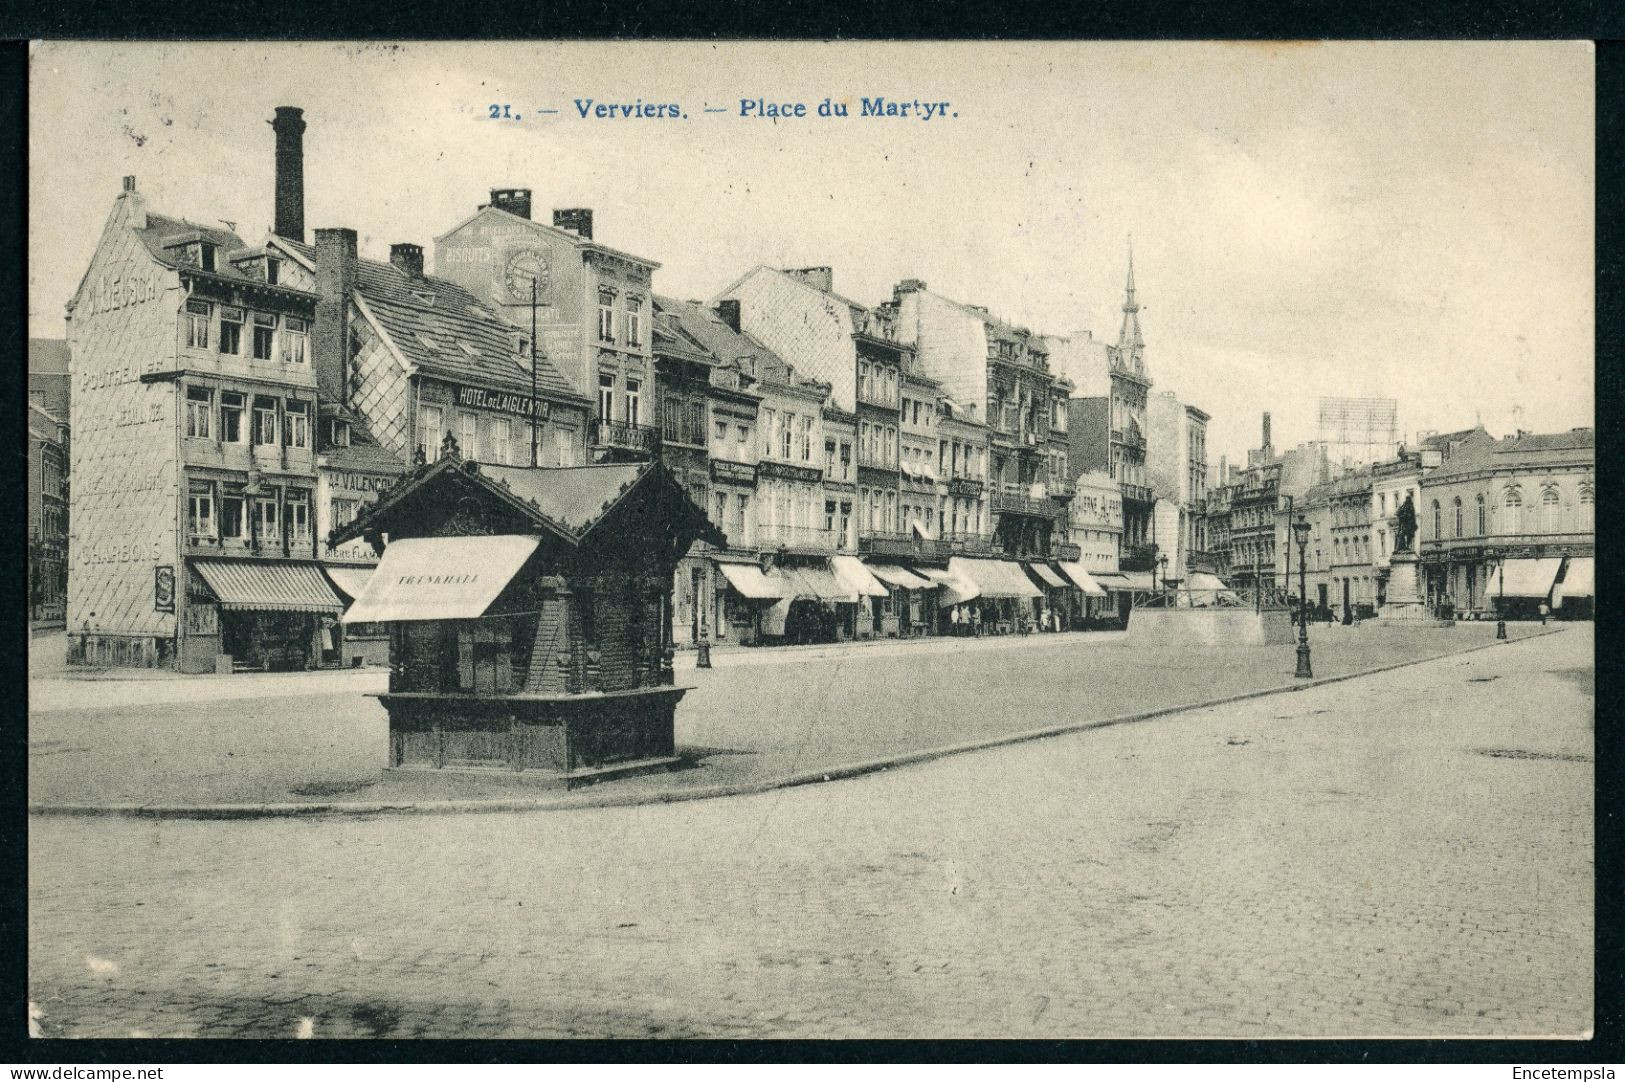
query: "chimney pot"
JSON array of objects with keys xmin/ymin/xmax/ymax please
[
  {"xmin": 488, "ymin": 188, "xmax": 532, "ymax": 221},
  {"xmin": 270, "ymin": 106, "xmax": 307, "ymax": 243},
  {"xmin": 552, "ymin": 207, "xmax": 593, "ymax": 240},
  {"xmin": 390, "ymin": 242, "xmax": 425, "ymax": 279}
]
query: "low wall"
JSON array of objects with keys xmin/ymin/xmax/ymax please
[{"xmin": 1125, "ymin": 607, "xmax": 1296, "ymax": 647}]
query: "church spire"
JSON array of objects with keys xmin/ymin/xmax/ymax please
[{"xmin": 1116, "ymin": 241, "xmax": 1145, "ymax": 359}]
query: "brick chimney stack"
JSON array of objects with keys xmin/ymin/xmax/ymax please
[
  {"xmin": 1261, "ymin": 411, "xmax": 1272, "ymax": 451},
  {"xmin": 552, "ymin": 208, "xmax": 594, "ymax": 240},
  {"xmin": 786, "ymin": 267, "xmax": 833, "ymax": 293},
  {"xmin": 270, "ymin": 106, "xmax": 306, "ymax": 243},
  {"xmin": 487, "ymin": 188, "xmax": 532, "ymax": 220},
  {"xmin": 715, "ymin": 299, "xmax": 741, "ymax": 333},
  {"xmin": 313, "ymin": 228, "xmax": 358, "ymax": 404},
  {"xmin": 390, "ymin": 242, "xmax": 424, "ymax": 279}
]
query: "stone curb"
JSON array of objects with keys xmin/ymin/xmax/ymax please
[{"xmin": 29, "ymin": 626, "xmax": 1566, "ymax": 822}]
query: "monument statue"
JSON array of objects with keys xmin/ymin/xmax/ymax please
[{"xmin": 1394, "ymin": 494, "xmax": 1417, "ymax": 553}]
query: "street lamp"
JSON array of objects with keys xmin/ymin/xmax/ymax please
[
  {"xmin": 1158, "ymin": 553, "xmax": 1170, "ymax": 605},
  {"xmin": 1293, "ymin": 514, "xmax": 1313, "ymax": 678},
  {"xmin": 1487, "ymin": 547, "xmax": 1506, "ymax": 640}
]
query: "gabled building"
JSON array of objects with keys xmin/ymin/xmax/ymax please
[
  {"xmin": 66, "ymin": 175, "xmax": 345, "ymax": 671},
  {"xmin": 432, "ymin": 191, "xmax": 661, "ymax": 462},
  {"xmin": 885, "ymin": 279, "xmax": 1075, "ymax": 561}
]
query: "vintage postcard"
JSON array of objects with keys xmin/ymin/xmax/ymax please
[{"xmin": 26, "ymin": 40, "xmax": 1594, "ymax": 1041}]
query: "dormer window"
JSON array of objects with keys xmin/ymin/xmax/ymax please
[
  {"xmin": 265, "ymin": 257, "xmax": 280, "ymax": 286},
  {"xmin": 516, "ymin": 334, "xmax": 530, "ymax": 358},
  {"xmin": 199, "ymin": 243, "xmax": 216, "ymax": 273},
  {"xmin": 410, "ymin": 290, "xmax": 437, "ymax": 306},
  {"xmin": 327, "ymin": 418, "xmax": 351, "ymax": 448}
]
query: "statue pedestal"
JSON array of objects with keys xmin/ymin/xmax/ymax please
[{"xmin": 1377, "ymin": 552, "xmax": 1452, "ymax": 626}]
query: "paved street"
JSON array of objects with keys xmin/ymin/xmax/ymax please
[
  {"xmin": 29, "ymin": 625, "xmax": 1591, "ymax": 1038},
  {"xmin": 30, "ymin": 621, "xmax": 1548, "ymax": 808}
]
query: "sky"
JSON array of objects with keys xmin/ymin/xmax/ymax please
[{"xmin": 29, "ymin": 40, "xmax": 1594, "ymax": 469}]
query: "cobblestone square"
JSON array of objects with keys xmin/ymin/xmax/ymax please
[{"xmin": 28, "ymin": 625, "xmax": 1592, "ymax": 1038}]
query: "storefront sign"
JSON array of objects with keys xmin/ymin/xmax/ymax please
[
  {"xmin": 154, "ymin": 565, "xmax": 176, "ymax": 612},
  {"xmin": 330, "ymin": 471, "xmax": 399, "ymax": 494},
  {"xmin": 710, "ymin": 459, "xmax": 757, "ymax": 485},
  {"xmin": 444, "ymin": 381, "xmax": 553, "ymax": 421},
  {"xmin": 757, "ymin": 460, "xmax": 823, "ymax": 484}
]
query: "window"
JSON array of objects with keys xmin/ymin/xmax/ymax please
[
  {"xmin": 1540, "ymin": 488, "xmax": 1561, "ymax": 533},
  {"xmin": 253, "ymin": 495, "xmax": 279, "ymax": 543},
  {"xmin": 265, "ymin": 257, "xmax": 280, "ymax": 286},
  {"xmin": 735, "ymin": 494, "xmax": 750, "ymax": 546},
  {"xmin": 218, "ymin": 306, "xmax": 244, "ymax": 355},
  {"xmin": 779, "ymin": 412, "xmax": 793, "ymax": 460},
  {"xmin": 554, "ymin": 426, "xmax": 575, "ymax": 467},
  {"xmin": 281, "ymin": 317, "xmax": 308, "ymax": 365},
  {"xmin": 185, "ymin": 386, "xmax": 212, "ymax": 439},
  {"xmin": 490, "ymin": 418, "xmax": 512, "ymax": 465},
  {"xmin": 327, "ymin": 417, "xmax": 350, "ymax": 448},
  {"xmin": 798, "ymin": 415, "xmax": 812, "ymax": 462},
  {"xmin": 199, "ymin": 244, "xmax": 217, "ymax": 272},
  {"xmin": 187, "ymin": 483, "xmax": 215, "ymax": 538},
  {"xmin": 736, "ymin": 423, "xmax": 749, "ymax": 447},
  {"xmin": 1453, "ymin": 497, "xmax": 1463, "ymax": 538},
  {"xmin": 598, "ymin": 374, "xmax": 615, "ymax": 421},
  {"xmin": 1431, "ymin": 500, "xmax": 1441, "ymax": 539},
  {"xmin": 597, "ymin": 289, "xmax": 616, "ymax": 342},
  {"xmin": 825, "ymin": 438, "xmax": 837, "ymax": 473},
  {"xmin": 1475, "ymin": 494, "xmax": 1486, "ymax": 535},
  {"xmin": 331, "ymin": 498, "xmax": 360, "ymax": 531},
  {"xmin": 220, "ymin": 489, "xmax": 246, "ymax": 539},
  {"xmin": 285, "ymin": 401, "xmax": 310, "ymax": 450},
  {"xmin": 625, "ymin": 297, "xmax": 643, "ymax": 347},
  {"xmin": 460, "ymin": 411, "xmax": 479, "ymax": 460},
  {"xmin": 420, "ymin": 405, "xmax": 444, "ymax": 460},
  {"xmin": 1580, "ymin": 484, "xmax": 1594, "ymax": 530},
  {"xmin": 625, "ymin": 380, "xmax": 641, "ymax": 427},
  {"xmin": 253, "ymin": 397, "xmax": 279, "ymax": 447},
  {"xmin": 839, "ymin": 441, "xmax": 852, "ymax": 480},
  {"xmin": 251, "ymin": 312, "xmax": 276, "ymax": 360},
  {"xmin": 760, "ymin": 409, "xmax": 776, "ymax": 457},
  {"xmin": 185, "ymin": 299, "xmax": 210, "ymax": 350},
  {"xmin": 285, "ymin": 491, "xmax": 310, "ymax": 542}
]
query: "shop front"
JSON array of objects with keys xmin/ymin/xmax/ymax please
[
  {"xmin": 1553, "ymin": 556, "xmax": 1593, "ymax": 619},
  {"xmin": 941, "ymin": 557, "xmax": 1042, "ymax": 634},
  {"xmin": 1056, "ymin": 561, "xmax": 1109, "ymax": 626},
  {"xmin": 865, "ymin": 561, "xmax": 938, "ymax": 636},
  {"xmin": 1023, "ymin": 560, "xmax": 1074, "ymax": 631},
  {"xmin": 186, "ymin": 558, "xmax": 346, "ymax": 673}
]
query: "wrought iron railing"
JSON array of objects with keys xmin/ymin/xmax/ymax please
[{"xmin": 591, "ymin": 418, "xmax": 660, "ymax": 454}]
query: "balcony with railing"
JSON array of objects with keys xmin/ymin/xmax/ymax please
[
  {"xmin": 590, "ymin": 418, "xmax": 660, "ymax": 455},
  {"xmin": 990, "ymin": 486, "xmax": 1061, "ymax": 519},
  {"xmin": 1120, "ymin": 543, "xmax": 1160, "ymax": 572},
  {"xmin": 1052, "ymin": 540, "xmax": 1083, "ymax": 562},
  {"xmin": 1119, "ymin": 481, "xmax": 1154, "ymax": 505},
  {"xmin": 757, "ymin": 523, "xmax": 836, "ymax": 553},
  {"xmin": 1111, "ymin": 428, "xmax": 1147, "ymax": 450}
]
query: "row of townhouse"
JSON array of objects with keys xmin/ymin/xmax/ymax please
[
  {"xmin": 1201, "ymin": 416, "xmax": 1595, "ymax": 621},
  {"xmin": 63, "ymin": 103, "xmax": 1209, "ymax": 671}
]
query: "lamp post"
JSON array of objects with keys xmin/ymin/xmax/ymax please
[
  {"xmin": 1293, "ymin": 514, "xmax": 1313, "ymax": 678},
  {"xmin": 1158, "ymin": 553, "xmax": 1170, "ymax": 606},
  {"xmin": 1488, "ymin": 547, "xmax": 1506, "ymax": 640}
]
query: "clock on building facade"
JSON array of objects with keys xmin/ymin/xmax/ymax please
[{"xmin": 504, "ymin": 248, "xmax": 550, "ymax": 301}]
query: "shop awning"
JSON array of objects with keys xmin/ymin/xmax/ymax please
[
  {"xmin": 716, "ymin": 562, "xmax": 791, "ymax": 600},
  {"xmin": 1093, "ymin": 571, "xmax": 1156, "ymax": 593},
  {"xmin": 832, "ymin": 554, "xmax": 890, "ymax": 598},
  {"xmin": 949, "ymin": 557, "xmax": 1042, "ymax": 599},
  {"xmin": 1556, "ymin": 557, "xmax": 1594, "ymax": 605},
  {"xmin": 192, "ymin": 559, "xmax": 345, "ymax": 615},
  {"xmin": 867, "ymin": 563, "xmax": 935, "ymax": 590},
  {"xmin": 1496, "ymin": 557, "xmax": 1563, "ymax": 600},
  {"xmin": 1057, "ymin": 562, "xmax": 1108, "ymax": 597},
  {"xmin": 917, "ymin": 566, "xmax": 979, "ymax": 607},
  {"xmin": 341, "ymin": 535, "xmax": 540, "ymax": 624},
  {"xmin": 1025, "ymin": 562, "xmax": 1071, "ymax": 590},
  {"xmin": 324, "ymin": 566, "xmax": 374, "ymax": 602},
  {"xmin": 787, "ymin": 564, "xmax": 860, "ymax": 603}
]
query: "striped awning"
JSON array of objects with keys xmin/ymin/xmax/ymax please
[
  {"xmin": 867, "ymin": 563, "xmax": 935, "ymax": 590},
  {"xmin": 1497, "ymin": 557, "xmax": 1563, "ymax": 600},
  {"xmin": 1556, "ymin": 557, "xmax": 1594, "ymax": 604},
  {"xmin": 787, "ymin": 564, "xmax": 860, "ymax": 603},
  {"xmin": 1025, "ymin": 562, "xmax": 1070, "ymax": 590},
  {"xmin": 192, "ymin": 559, "xmax": 345, "ymax": 615}
]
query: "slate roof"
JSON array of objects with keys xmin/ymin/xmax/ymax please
[
  {"xmin": 29, "ymin": 339, "xmax": 72, "ymax": 419},
  {"xmin": 133, "ymin": 214, "xmax": 316, "ymax": 298},
  {"xmin": 277, "ymin": 238, "xmax": 583, "ymax": 404},
  {"xmin": 29, "ymin": 338, "xmax": 69, "ymax": 375},
  {"xmin": 655, "ymin": 296, "xmax": 772, "ymax": 367},
  {"xmin": 1423, "ymin": 428, "xmax": 1593, "ymax": 480},
  {"xmin": 480, "ymin": 463, "xmax": 649, "ymax": 535},
  {"xmin": 318, "ymin": 407, "xmax": 408, "ymax": 475},
  {"xmin": 1496, "ymin": 428, "xmax": 1594, "ymax": 455}
]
